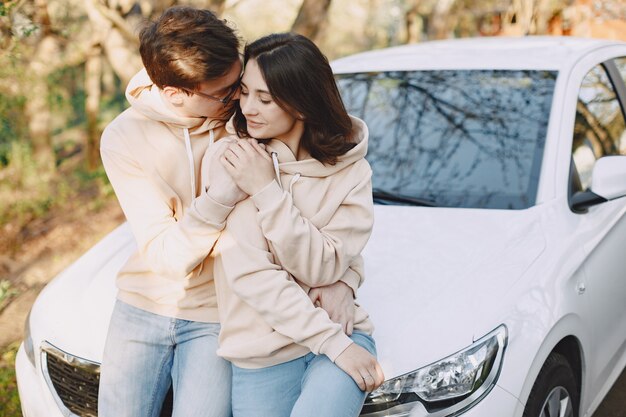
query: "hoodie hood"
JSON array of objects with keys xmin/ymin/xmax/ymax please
[
  {"xmin": 125, "ymin": 68, "xmax": 222, "ymax": 135},
  {"xmin": 265, "ymin": 115, "xmax": 368, "ymax": 178}
]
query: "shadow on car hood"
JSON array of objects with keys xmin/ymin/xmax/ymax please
[{"xmin": 358, "ymin": 205, "xmax": 546, "ymax": 378}]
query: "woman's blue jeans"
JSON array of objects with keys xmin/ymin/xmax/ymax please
[
  {"xmin": 231, "ymin": 332, "xmax": 376, "ymax": 417},
  {"xmin": 98, "ymin": 300, "xmax": 232, "ymax": 417}
]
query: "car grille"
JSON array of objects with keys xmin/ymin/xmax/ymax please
[
  {"xmin": 40, "ymin": 340, "xmax": 174, "ymax": 417},
  {"xmin": 41, "ymin": 341, "xmax": 100, "ymax": 417}
]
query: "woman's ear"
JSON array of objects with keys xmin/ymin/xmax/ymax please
[{"xmin": 162, "ymin": 86, "xmax": 185, "ymax": 106}]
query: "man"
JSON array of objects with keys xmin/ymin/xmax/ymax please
[{"xmin": 98, "ymin": 6, "xmax": 357, "ymax": 417}]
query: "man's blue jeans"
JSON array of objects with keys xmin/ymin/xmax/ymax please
[
  {"xmin": 98, "ymin": 300, "xmax": 232, "ymax": 417},
  {"xmin": 231, "ymin": 332, "xmax": 376, "ymax": 417}
]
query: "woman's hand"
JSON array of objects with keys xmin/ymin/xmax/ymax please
[
  {"xmin": 204, "ymin": 139, "xmax": 247, "ymax": 207},
  {"xmin": 220, "ymin": 139, "xmax": 275, "ymax": 196},
  {"xmin": 334, "ymin": 343, "xmax": 385, "ymax": 392},
  {"xmin": 309, "ymin": 281, "xmax": 355, "ymax": 335}
]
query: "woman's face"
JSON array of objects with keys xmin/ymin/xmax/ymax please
[{"xmin": 239, "ymin": 58, "xmax": 302, "ymax": 142}]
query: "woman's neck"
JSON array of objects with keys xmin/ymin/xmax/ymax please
[{"xmin": 275, "ymin": 120, "xmax": 307, "ymax": 160}]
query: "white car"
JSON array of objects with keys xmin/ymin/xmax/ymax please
[{"xmin": 16, "ymin": 36, "xmax": 626, "ymax": 417}]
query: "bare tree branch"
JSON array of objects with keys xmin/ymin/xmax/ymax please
[{"xmin": 87, "ymin": 0, "xmax": 139, "ymax": 45}]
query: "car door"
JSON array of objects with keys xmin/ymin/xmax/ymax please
[{"xmin": 569, "ymin": 57, "xmax": 626, "ymax": 402}]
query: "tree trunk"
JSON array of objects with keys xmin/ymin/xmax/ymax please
[
  {"xmin": 405, "ymin": 4, "xmax": 422, "ymax": 44},
  {"xmin": 20, "ymin": 0, "xmax": 92, "ymax": 170},
  {"xmin": 291, "ymin": 0, "xmax": 333, "ymax": 41},
  {"xmin": 25, "ymin": 0, "xmax": 58, "ymax": 168},
  {"xmin": 25, "ymin": 54, "xmax": 54, "ymax": 168},
  {"xmin": 85, "ymin": 41, "xmax": 102, "ymax": 171},
  {"xmin": 428, "ymin": 0, "xmax": 456, "ymax": 40}
]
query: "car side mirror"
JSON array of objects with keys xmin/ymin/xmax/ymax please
[{"xmin": 571, "ymin": 155, "xmax": 626, "ymax": 212}]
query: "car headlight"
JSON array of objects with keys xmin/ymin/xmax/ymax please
[
  {"xmin": 361, "ymin": 325, "xmax": 507, "ymax": 417},
  {"xmin": 23, "ymin": 309, "xmax": 36, "ymax": 367}
]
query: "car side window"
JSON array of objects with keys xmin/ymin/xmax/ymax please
[
  {"xmin": 615, "ymin": 57, "xmax": 626, "ymax": 87},
  {"xmin": 572, "ymin": 64, "xmax": 626, "ymax": 190}
]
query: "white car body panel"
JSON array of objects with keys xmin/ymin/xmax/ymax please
[
  {"xmin": 16, "ymin": 37, "xmax": 626, "ymax": 417},
  {"xmin": 30, "ymin": 223, "xmax": 132, "ymax": 362}
]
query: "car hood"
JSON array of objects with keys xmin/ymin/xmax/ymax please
[
  {"xmin": 30, "ymin": 223, "xmax": 135, "ymax": 362},
  {"xmin": 359, "ymin": 205, "xmax": 546, "ymax": 377},
  {"xmin": 32, "ymin": 206, "xmax": 546, "ymax": 375}
]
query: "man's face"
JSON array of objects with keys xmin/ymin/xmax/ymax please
[{"xmin": 178, "ymin": 60, "xmax": 243, "ymax": 119}]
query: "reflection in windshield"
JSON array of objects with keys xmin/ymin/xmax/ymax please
[{"xmin": 337, "ymin": 70, "xmax": 557, "ymax": 209}]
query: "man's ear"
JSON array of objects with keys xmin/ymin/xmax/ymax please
[{"xmin": 162, "ymin": 86, "xmax": 185, "ymax": 106}]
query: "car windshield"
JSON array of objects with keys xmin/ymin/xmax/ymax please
[{"xmin": 336, "ymin": 70, "xmax": 557, "ymax": 209}]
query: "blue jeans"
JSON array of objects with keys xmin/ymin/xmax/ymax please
[
  {"xmin": 231, "ymin": 332, "xmax": 376, "ymax": 417},
  {"xmin": 98, "ymin": 300, "xmax": 232, "ymax": 417}
]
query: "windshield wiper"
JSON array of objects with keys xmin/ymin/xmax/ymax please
[{"xmin": 372, "ymin": 189, "xmax": 437, "ymax": 207}]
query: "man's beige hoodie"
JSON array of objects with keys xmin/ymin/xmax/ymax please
[
  {"xmin": 208, "ymin": 116, "xmax": 375, "ymax": 368},
  {"xmin": 100, "ymin": 69, "xmax": 234, "ymax": 322}
]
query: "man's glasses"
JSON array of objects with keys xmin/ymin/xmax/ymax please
[{"xmin": 181, "ymin": 80, "xmax": 241, "ymax": 107}]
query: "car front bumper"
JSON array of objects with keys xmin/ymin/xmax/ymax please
[
  {"xmin": 361, "ymin": 383, "xmax": 521, "ymax": 417},
  {"xmin": 454, "ymin": 384, "xmax": 521, "ymax": 417},
  {"xmin": 16, "ymin": 338, "xmax": 522, "ymax": 417}
]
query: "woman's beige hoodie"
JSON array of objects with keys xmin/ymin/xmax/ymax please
[
  {"xmin": 207, "ymin": 116, "xmax": 375, "ymax": 368},
  {"xmin": 100, "ymin": 69, "xmax": 234, "ymax": 322},
  {"xmin": 100, "ymin": 69, "xmax": 363, "ymax": 323}
]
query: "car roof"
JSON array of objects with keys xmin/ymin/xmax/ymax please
[{"xmin": 331, "ymin": 36, "xmax": 626, "ymax": 73}]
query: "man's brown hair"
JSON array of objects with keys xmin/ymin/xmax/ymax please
[{"xmin": 139, "ymin": 6, "xmax": 240, "ymax": 90}]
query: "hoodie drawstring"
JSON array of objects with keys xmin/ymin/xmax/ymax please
[
  {"xmin": 271, "ymin": 152, "xmax": 282, "ymax": 190},
  {"xmin": 184, "ymin": 128, "xmax": 214, "ymax": 201},
  {"xmin": 271, "ymin": 151, "xmax": 300, "ymax": 193},
  {"xmin": 289, "ymin": 173, "xmax": 301, "ymax": 194}
]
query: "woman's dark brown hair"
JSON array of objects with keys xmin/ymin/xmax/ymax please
[
  {"xmin": 139, "ymin": 6, "xmax": 240, "ymax": 90},
  {"xmin": 233, "ymin": 33, "xmax": 354, "ymax": 165}
]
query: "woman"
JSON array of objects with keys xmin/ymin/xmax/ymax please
[{"xmin": 204, "ymin": 33, "xmax": 384, "ymax": 417}]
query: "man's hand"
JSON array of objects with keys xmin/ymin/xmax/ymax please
[
  {"xmin": 221, "ymin": 139, "xmax": 276, "ymax": 196},
  {"xmin": 334, "ymin": 343, "xmax": 385, "ymax": 392},
  {"xmin": 205, "ymin": 140, "xmax": 247, "ymax": 206},
  {"xmin": 310, "ymin": 281, "xmax": 355, "ymax": 335}
]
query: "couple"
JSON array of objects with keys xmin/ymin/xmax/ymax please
[{"xmin": 98, "ymin": 6, "xmax": 383, "ymax": 417}]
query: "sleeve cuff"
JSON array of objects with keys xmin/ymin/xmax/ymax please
[
  {"xmin": 192, "ymin": 191, "xmax": 234, "ymax": 225},
  {"xmin": 320, "ymin": 332, "xmax": 354, "ymax": 362},
  {"xmin": 340, "ymin": 269, "xmax": 361, "ymax": 297},
  {"xmin": 251, "ymin": 179, "xmax": 284, "ymax": 211}
]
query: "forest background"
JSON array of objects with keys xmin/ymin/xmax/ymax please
[{"xmin": 1, "ymin": 0, "xmax": 625, "ymax": 415}]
